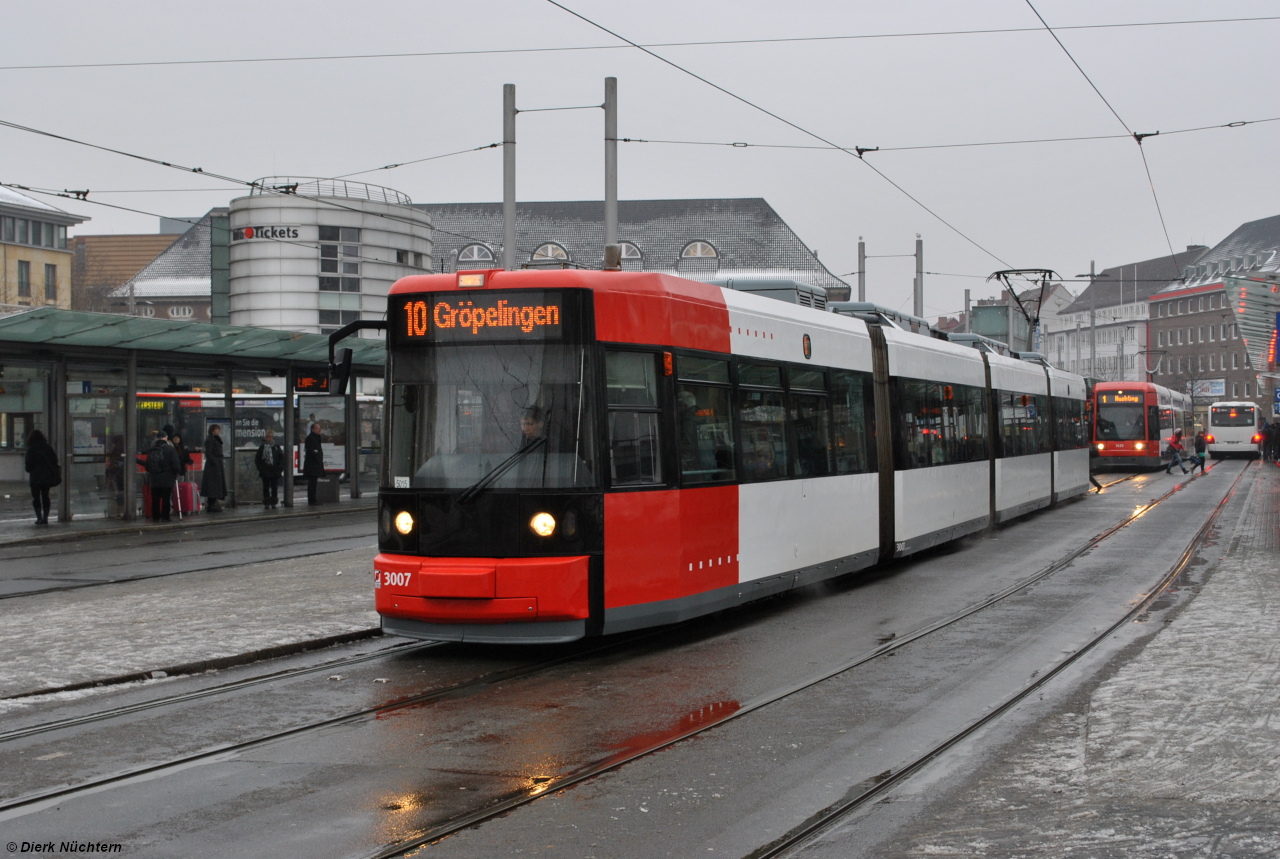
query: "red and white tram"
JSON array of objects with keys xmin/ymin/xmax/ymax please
[
  {"xmin": 372, "ymin": 269, "xmax": 1089, "ymax": 643},
  {"xmin": 1090, "ymin": 381, "xmax": 1193, "ymax": 469}
]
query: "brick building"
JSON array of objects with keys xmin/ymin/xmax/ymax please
[{"xmin": 1148, "ymin": 214, "xmax": 1280, "ymax": 424}]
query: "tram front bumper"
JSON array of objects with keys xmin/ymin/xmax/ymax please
[{"xmin": 374, "ymin": 553, "xmax": 590, "ymax": 624}]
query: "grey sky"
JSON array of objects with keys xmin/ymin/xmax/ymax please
[{"xmin": 4, "ymin": 0, "xmax": 1277, "ymax": 319}]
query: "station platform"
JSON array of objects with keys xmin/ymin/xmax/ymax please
[{"xmin": 0, "ymin": 486, "xmax": 376, "ymax": 548}]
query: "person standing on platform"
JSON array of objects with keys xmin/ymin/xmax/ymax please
[
  {"xmin": 24, "ymin": 429, "xmax": 59, "ymax": 526},
  {"xmin": 255, "ymin": 429, "xmax": 285, "ymax": 509},
  {"xmin": 303, "ymin": 423, "xmax": 325, "ymax": 504},
  {"xmin": 144, "ymin": 431, "xmax": 181, "ymax": 522},
  {"xmin": 202, "ymin": 424, "xmax": 228, "ymax": 512}
]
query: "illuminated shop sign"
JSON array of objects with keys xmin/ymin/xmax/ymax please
[
  {"xmin": 395, "ymin": 291, "xmax": 564, "ymax": 343},
  {"xmin": 231, "ymin": 225, "xmax": 301, "ymax": 242}
]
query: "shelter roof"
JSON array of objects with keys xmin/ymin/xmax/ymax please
[{"xmin": 0, "ymin": 306, "xmax": 383, "ymax": 371}]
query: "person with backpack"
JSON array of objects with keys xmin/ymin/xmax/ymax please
[
  {"xmin": 24, "ymin": 429, "xmax": 60, "ymax": 526},
  {"xmin": 202, "ymin": 424, "xmax": 227, "ymax": 512},
  {"xmin": 255, "ymin": 429, "xmax": 285, "ymax": 509},
  {"xmin": 144, "ymin": 430, "xmax": 182, "ymax": 522}
]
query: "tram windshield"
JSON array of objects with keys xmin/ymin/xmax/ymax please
[
  {"xmin": 1095, "ymin": 401, "xmax": 1146, "ymax": 441},
  {"xmin": 1210, "ymin": 406, "xmax": 1255, "ymax": 427},
  {"xmin": 388, "ymin": 342, "xmax": 597, "ymax": 490}
]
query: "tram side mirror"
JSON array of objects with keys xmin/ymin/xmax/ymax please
[{"xmin": 330, "ymin": 348, "xmax": 354, "ymax": 397}]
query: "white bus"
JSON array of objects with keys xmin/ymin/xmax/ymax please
[{"xmin": 1207, "ymin": 401, "xmax": 1263, "ymax": 459}]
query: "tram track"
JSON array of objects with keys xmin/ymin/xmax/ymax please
[
  {"xmin": 360, "ymin": 467, "xmax": 1230, "ymax": 858},
  {"xmin": 745, "ymin": 459, "xmax": 1252, "ymax": 859},
  {"xmin": 0, "ymin": 468, "xmax": 1224, "ymax": 833},
  {"xmin": 0, "ymin": 628, "xmax": 664, "ymax": 816}
]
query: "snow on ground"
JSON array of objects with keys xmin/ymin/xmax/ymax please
[
  {"xmin": 0, "ymin": 545, "xmax": 378, "ymax": 698},
  {"xmin": 884, "ymin": 465, "xmax": 1280, "ymax": 857}
]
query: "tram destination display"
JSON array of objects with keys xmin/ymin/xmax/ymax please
[
  {"xmin": 1098, "ymin": 391, "xmax": 1143, "ymax": 405},
  {"xmin": 392, "ymin": 291, "xmax": 565, "ymax": 345}
]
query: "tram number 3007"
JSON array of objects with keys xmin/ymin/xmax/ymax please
[{"xmin": 375, "ymin": 571, "xmax": 413, "ymax": 589}]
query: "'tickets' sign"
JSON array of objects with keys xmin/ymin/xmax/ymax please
[
  {"xmin": 395, "ymin": 291, "xmax": 564, "ymax": 343},
  {"xmin": 231, "ymin": 225, "xmax": 301, "ymax": 242}
]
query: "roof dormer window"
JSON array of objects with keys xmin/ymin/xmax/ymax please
[
  {"xmin": 681, "ymin": 241, "xmax": 718, "ymax": 259},
  {"xmin": 532, "ymin": 243, "xmax": 569, "ymax": 261}
]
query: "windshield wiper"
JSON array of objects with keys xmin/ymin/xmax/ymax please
[{"xmin": 457, "ymin": 437, "xmax": 546, "ymax": 504}]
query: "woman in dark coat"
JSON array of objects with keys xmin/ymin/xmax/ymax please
[
  {"xmin": 202, "ymin": 424, "xmax": 228, "ymax": 511},
  {"xmin": 24, "ymin": 429, "xmax": 59, "ymax": 526},
  {"xmin": 302, "ymin": 423, "xmax": 325, "ymax": 504},
  {"xmin": 171, "ymin": 433, "xmax": 194, "ymax": 478}
]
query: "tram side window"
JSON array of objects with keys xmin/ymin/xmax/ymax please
[
  {"xmin": 737, "ymin": 361, "xmax": 788, "ymax": 481},
  {"xmin": 605, "ymin": 350, "xmax": 662, "ymax": 486},
  {"xmin": 830, "ymin": 371, "xmax": 876, "ymax": 474},
  {"xmin": 998, "ymin": 392, "xmax": 1049, "ymax": 457},
  {"xmin": 676, "ymin": 355, "xmax": 734, "ymax": 484},
  {"xmin": 789, "ymin": 371, "xmax": 831, "ymax": 477},
  {"xmin": 1052, "ymin": 397, "xmax": 1088, "ymax": 450},
  {"xmin": 946, "ymin": 384, "xmax": 989, "ymax": 463},
  {"xmin": 892, "ymin": 379, "xmax": 935, "ymax": 469}
]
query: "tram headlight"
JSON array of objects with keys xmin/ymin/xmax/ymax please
[
  {"xmin": 394, "ymin": 511, "xmax": 415, "ymax": 535},
  {"xmin": 1135, "ymin": 442, "xmax": 1145, "ymax": 450},
  {"xmin": 1096, "ymin": 443, "xmax": 1105, "ymax": 451},
  {"xmin": 530, "ymin": 512, "xmax": 556, "ymax": 537}
]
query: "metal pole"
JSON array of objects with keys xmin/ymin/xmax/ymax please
[
  {"xmin": 346, "ymin": 373, "xmax": 359, "ymax": 500},
  {"xmin": 283, "ymin": 369, "xmax": 295, "ymax": 508},
  {"xmin": 604, "ymin": 76, "xmax": 618, "ymax": 251},
  {"xmin": 123, "ymin": 351, "xmax": 137, "ymax": 521},
  {"xmin": 54, "ymin": 359, "xmax": 70, "ymax": 523},
  {"xmin": 1089, "ymin": 260, "xmax": 1097, "ymax": 377},
  {"xmin": 224, "ymin": 366, "xmax": 236, "ymax": 508},
  {"xmin": 502, "ymin": 83, "xmax": 517, "ymax": 271},
  {"xmin": 857, "ymin": 238, "xmax": 866, "ymax": 302},
  {"xmin": 964, "ymin": 288, "xmax": 971, "ymax": 333},
  {"xmin": 913, "ymin": 235, "xmax": 924, "ymax": 319}
]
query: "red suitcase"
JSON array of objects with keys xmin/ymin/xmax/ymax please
[{"xmin": 174, "ymin": 480, "xmax": 200, "ymax": 515}]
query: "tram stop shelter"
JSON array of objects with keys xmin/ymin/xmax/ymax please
[{"xmin": 0, "ymin": 307, "xmax": 385, "ymax": 524}]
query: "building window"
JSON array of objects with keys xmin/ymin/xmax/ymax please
[
  {"xmin": 1198, "ymin": 355, "xmax": 1204, "ymax": 372},
  {"xmin": 620, "ymin": 241, "xmax": 642, "ymax": 259},
  {"xmin": 1196, "ymin": 326, "xmax": 1203, "ymax": 342},
  {"xmin": 319, "ymin": 226, "xmax": 360, "ymax": 275},
  {"xmin": 319, "ymin": 309, "xmax": 361, "ymax": 327},
  {"xmin": 16, "ymin": 219, "xmax": 28, "ymax": 244},
  {"xmin": 532, "ymin": 243, "xmax": 569, "ymax": 262},
  {"xmin": 16, "ymin": 260, "xmax": 31, "ymax": 297},
  {"xmin": 168, "ymin": 306, "xmax": 194, "ymax": 318},
  {"xmin": 1233, "ymin": 383, "xmax": 1240, "ymax": 398},
  {"xmin": 1209, "ymin": 294, "xmax": 1216, "ymax": 310},
  {"xmin": 57, "ymin": 225, "xmax": 66, "ymax": 249},
  {"xmin": 1177, "ymin": 329, "xmax": 1184, "ymax": 345},
  {"xmin": 1209, "ymin": 325, "xmax": 1215, "ymax": 342},
  {"xmin": 1232, "ymin": 353, "xmax": 1239, "ymax": 369},
  {"xmin": 1, "ymin": 217, "xmax": 12, "ymax": 242},
  {"xmin": 43, "ymin": 264, "xmax": 56, "ymax": 301},
  {"xmin": 1245, "ymin": 382, "xmax": 1251, "ymax": 397},
  {"xmin": 137, "ymin": 306, "xmax": 156, "ymax": 317},
  {"xmin": 1209, "ymin": 354, "xmax": 1215, "ymax": 371},
  {"xmin": 1233, "ymin": 323, "xmax": 1239, "ymax": 339},
  {"xmin": 681, "ymin": 241, "xmax": 718, "ymax": 259},
  {"xmin": 458, "ymin": 244, "xmax": 494, "ymax": 265}
]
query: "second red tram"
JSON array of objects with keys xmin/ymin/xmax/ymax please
[
  {"xmin": 371, "ymin": 268, "xmax": 1090, "ymax": 644},
  {"xmin": 1091, "ymin": 381, "xmax": 1193, "ymax": 469}
]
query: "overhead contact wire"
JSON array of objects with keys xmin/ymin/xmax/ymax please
[{"xmin": 543, "ymin": 0, "xmax": 1012, "ymax": 267}]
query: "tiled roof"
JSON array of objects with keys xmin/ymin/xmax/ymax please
[
  {"xmin": 1152, "ymin": 213, "xmax": 1280, "ymax": 295},
  {"xmin": 113, "ymin": 213, "xmax": 216, "ymax": 298},
  {"xmin": 1059, "ymin": 246, "xmax": 1208, "ymax": 314},
  {"xmin": 72, "ymin": 234, "xmax": 178, "ymax": 291},
  {"xmin": 0, "ymin": 185, "xmax": 76, "ymax": 217},
  {"xmin": 415, "ymin": 198, "xmax": 850, "ymax": 296}
]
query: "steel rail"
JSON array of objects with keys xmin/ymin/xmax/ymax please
[
  {"xmin": 0, "ymin": 639, "xmax": 436, "ymax": 743},
  {"xmin": 361, "ymin": 467, "xmax": 1224, "ymax": 858},
  {"xmin": 0, "ymin": 631, "xmax": 661, "ymax": 816},
  {"xmin": 746, "ymin": 460, "xmax": 1251, "ymax": 859}
]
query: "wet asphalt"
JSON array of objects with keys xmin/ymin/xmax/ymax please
[
  {"xmin": 0, "ymin": 463, "xmax": 1248, "ymax": 858},
  {"xmin": 0, "ymin": 510, "xmax": 377, "ymax": 598}
]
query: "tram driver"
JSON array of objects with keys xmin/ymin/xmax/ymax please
[{"xmin": 520, "ymin": 407, "xmax": 546, "ymax": 447}]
